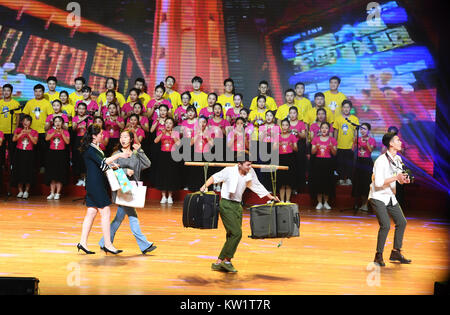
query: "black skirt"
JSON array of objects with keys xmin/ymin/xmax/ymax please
[
  {"xmin": 310, "ymin": 157, "xmax": 335, "ymax": 195},
  {"xmin": 72, "ymin": 136, "xmax": 85, "ymax": 177},
  {"xmin": 11, "ymin": 149, "xmax": 35, "ymax": 186},
  {"xmin": 45, "ymin": 149, "xmax": 69, "ymax": 185},
  {"xmin": 155, "ymin": 150, "xmax": 181, "ymax": 191},
  {"xmin": 294, "ymin": 139, "xmax": 307, "ymax": 190},
  {"xmin": 352, "ymin": 157, "xmax": 374, "ymax": 197},
  {"xmin": 278, "ymin": 153, "xmax": 296, "ymax": 187}
]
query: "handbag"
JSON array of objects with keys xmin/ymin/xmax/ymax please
[
  {"xmin": 114, "ymin": 168, "xmax": 132, "ymax": 193},
  {"xmin": 105, "ymin": 169, "xmax": 120, "ymax": 191},
  {"xmin": 115, "ymin": 180, "xmax": 147, "ymax": 208}
]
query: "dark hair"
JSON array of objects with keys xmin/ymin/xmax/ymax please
[
  {"xmin": 387, "ymin": 126, "xmax": 399, "ymax": 134},
  {"xmin": 285, "ymin": 88, "xmax": 295, "ymax": 95},
  {"xmin": 239, "ymin": 108, "xmax": 250, "ymax": 116},
  {"xmin": 114, "ymin": 129, "xmax": 135, "ymax": 153},
  {"xmin": 198, "ymin": 115, "xmax": 208, "ymax": 122},
  {"xmin": 341, "ymin": 100, "xmax": 352, "ymax": 108},
  {"xmin": 77, "ymin": 102, "xmax": 87, "ymax": 110},
  {"xmin": 158, "ymin": 104, "xmax": 169, "ymax": 114},
  {"xmin": 236, "ymin": 153, "xmax": 252, "ymax": 164},
  {"xmin": 51, "ymin": 99, "xmax": 62, "ymax": 107},
  {"xmin": 382, "ymin": 132, "xmax": 397, "ymax": 148},
  {"xmin": 2, "ymin": 84, "xmax": 13, "ymax": 92},
  {"xmin": 235, "ymin": 117, "xmax": 245, "ymax": 125},
  {"xmin": 74, "ymin": 77, "xmax": 86, "ymax": 84},
  {"xmin": 329, "ymin": 76, "xmax": 341, "ymax": 84},
  {"xmin": 208, "ymin": 92, "xmax": 218, "ymax": 101},
  {"xmin": 129, "ymin": 88, "xmax": 141, "ymax": 96},
  {"xmin": 105, "ymin": 77, "xmax": 117, "ymax": 89},
  {"xmin": 258, "ymin": 80, "xmax": 268, "ymax": 87},
  {"xmin": 234, "ymin": 93, "xmax": 243, "ymax": 100},
  {"xmin": 320, "ymin": 122, "xmax": 331, "ymax": 129},
  {"xmin": 135, "ymin": 78, "xmax": 146, "ymax": 85},
  {"xmin": 133, "ymin": 102, "xmax": 143, "ymax": 110},
  {"xmin": 52, "ymin": 115, "xmax": 64, "ymax": 125},
  {"xmin": 47, "ymin": 76, "xmax": 57, "ymax": 83},
  {"xmin": 155, "ymin": 81, "xmax": 166, "ymax": 93},
  {"xmin": 223, "ymin": 78, "xmax": 235, "ymax": 94},
  {"xmin": 281, "ymin": 118, "xmax": 290, "ymax": 126},
  {"xmin": 165, "ymin": 75, "xmax": 176, "ymax": 83},
  {"xmin": 81, "ymin": 86, "xmax": 92, "ymax": 93},
  {"xmin": 295, "ymin": 82, "xmax": 305, "ymax": 89},
  {"xmin": 93, "ymin": 116, "xmax": 105, "ymax": 128},
  {"xmin": 79, "ymin": 124, "xmax": 102, "ymax": 153},
  {"xmin": 59, "ymin": 90, "xmax": 69, "ymax": 98},
  {"xmin": 34, "ymin": 84, "xmax": 45, "ymax": 92},
  {"xmin": 289, "ymin": 106, "xmax": 298, "ymax": 114},
  {"xmin": 186, "ymin": 105, "xmax": 196, "ymax": 113},
  {"xmin": 265, "ymin": 110, "xmax": 275, "ymax": 118},
  {"xmin": 20, "ymin": 114, "xmax": 33, "ymax": 127},
  {"xmin": 191, "ymin": 76, "xmax": 203, "ymax": 84},
  {"xmin": 314, "ymin": 92, "xmax": 325, "ymax": 99},
  {"xmin": 165, "ymin": 117, "xmax": 175, "ymax": 126},
  {"xmin": 106, "ymin": 89, "xmax": 116, "ymax": 97},
  {"xmin": 128, "ymin": 113, "xmax": 141, "ymax": 126},
  {"xmin": 257, "ymin": 95, "xmax": 266, "ymax": 103},
  {"xmin": 181, "ymin": 91, "xmax": 192, "ymax": 100},
  {"xmin": 316, "ymin": 107, "xmax": 327, "ymax": 116},
  {"xmin": 361, "ymin": 122, "xmax": 371, "ymax": 131},
  {"xmin": 213, "ymin": 103, "xmax": 223, "ymax": 114}
]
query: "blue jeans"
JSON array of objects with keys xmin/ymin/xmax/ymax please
[{"xmin": 99, "ymin": 206, "xmax": 153, "ymax": 251}]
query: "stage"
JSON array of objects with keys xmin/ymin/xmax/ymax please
[{"xmin": 0, "ymin": 198, "xmax": 447, "ymax": 295}]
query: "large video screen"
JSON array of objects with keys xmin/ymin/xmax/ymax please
[{"xmin": 276, "ymin": 1, "xmax": 436, "ymax": 176}]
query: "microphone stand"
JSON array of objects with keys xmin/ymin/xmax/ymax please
[{"xmin": 343, "ymin": 116, "xmax": 361, "ymax": 213}]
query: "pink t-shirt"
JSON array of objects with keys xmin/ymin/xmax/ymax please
[
  {"xmin": 48, "ymin": 129, "xmax": 70, "ymax": 150},
  {"xmin": 72, "ymin": 115, "xmax": 93, "ymax": 137},
  {"xmin": 259, "ymin": 124, "xmax": 281, "ymax": 143},
  {"xmin": 104, "ymin": 116, "xmax": 124, "ymax": 139},
  {"xmin": 311, "ymin": 136, "xmax": 337, "ymax": 158},
  {"xmin": 135, "ymin": 127, "xmax": 145, "ymax": 140},
  {"xmin": 198, "ymin": 107, "xmax": 215, "ymax": 120},
  {"xmin": 14, "ymin": 128, "xmax": 38, "ymax": 151},
  {"xmin": 192, "ymin": 129, "xmax": 212, "ymax": 153},
  {"xmin": 227, "ymin": 129, "xmax": 247, "ymax": 152},
  {"xmin": 310, "ymin": 122, "xmax": 334, "ymax": 138},
  {"xmin": 174, "ymin": 106, "xmax": 189, "ymax": 124},
  {"xmin": 139, "ymin": 116, "xmax": 149, "ymax": 128},
  {"xmin": 208, "ymin": 118, "xmax": 230, "ymax": 139},
  {"xmin": 357, "ymin": 137, "xmax": 376, "ymax": 158},
  {"xmin": 160, "ymin": 131, "xmax": 180, "ymax": 152},
  {"xmin": 45, "ymin": 114, "xmax": 69, "ymax": 126},
  {"xmin": 147, "ymin": 99, "xmax": 172, "ymax": 121},
  {"xmin": 76, "ymin": 100, "xmax": 99, "ymax": 114},
  {"xmin": 0, "ymin": 131, "xmax": 4, "ymax": 142},
  {"xmin": 226, "ymin": 108, "xmax": 241, "ymax": 125},
  {"xmin": 279, "ymin": 134, "xmax": 297, "ymax": 154},
  {"xmin": 153, "ymin": 119, "xmax": 167, "ymax": 136},
  {"xmin": 99, "ymin": 130, "xmax": 109, "ymax": 151},
  {"xmin": 289, "ymin": 120, "xmax": 306, "ymax": 138},
  {"xmin": 181, "ymin": 120, "xmax": 196, "ymax": 138},
  {"xmin": 122, "ymin": 102, "xmax": 145, "ymax": 116}
]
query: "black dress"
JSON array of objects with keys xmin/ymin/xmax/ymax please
[{"xmin": 83, "ymin": 145, "xmax": 111, "ymax": 208}]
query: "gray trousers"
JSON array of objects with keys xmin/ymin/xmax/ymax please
[{"xmin": 369, "ymin": 198, "xmax": 407, "ymax": 254}]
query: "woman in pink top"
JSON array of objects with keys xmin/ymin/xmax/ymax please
[
  {"xmin": 45, "ymin": 100, "xmax": 69, "ymax": 131},
  {"xmin": 288, "ymin": 106, "xmax": 307, "ymax": 192},
  {"xmin": 98, "ymin": 89, "xmax": 116, "ymax": 118},
  {"xmin": 45, "ymin": 116, "xmax": 70, "ymax": 200},
  {"xmin": 310, "ymin": 122, "xmax": 337, "ymax": 210},
  {"xmin": 104, "ymin": 103, "xmax": 125, "ymax": 156},
  {"xmin": 129, "ymin": 103, "xmax": 149, "ymax": 133},
  {"xmin": 154, "ymin": 118, "xmax": 181, "ymax": 204},
  {"xmin": 76, "ymin": 86, "xmax": 99, "ymax": 116},
  {"xmin": 146, "ymin": 82, "xmax": 172, "ymax": 121},
  {"xmin": 352, "ymin": 123, "xmax": 376, "ymax": 211},
  {"xmin": 277, "ymin": 119, "xmax": 298, "ymax": 203},
  {"xmin": 208, "ymin": 103, "xmax": 231, "ymax": 160},
  {"xmin": 149, "ymin": 103, "xmax": 170, "ymax": 187},
  {"xmin": 72, "ymin": 103, "xmax": 94, "ymax": 186},
  {"xmin": 11, "ymin": 114, "xmax": 38, "ymax": 199},
  {"xmin": 226, "ymin": 93, "xmax": 244, "ymax": 126},
  {"xmin": 121, "ymin": 88, "xmax": 142, "ymax": 119},
  {"xmin": 309, "ymin": 108, "xmax": 334, "ymax": 139},
  {"xmin": 227, "ymin": 117, "xmax": 249, "ymax": 160},
  {"xmin": 92, "ymin": 116, "xmax": 110, "ymax": 152},
  {"xmin": 126, "ymin": 114, "xmax": 146, "ymax": 144},
  {"xmin": 198, "ymin": 93, "xmax": 217, "ymax": 119},
  {"xmin": 174, "ymin": 92, "xmax": 192, "ymax": 124}
]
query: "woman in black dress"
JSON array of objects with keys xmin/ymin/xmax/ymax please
[{"xmin": 77, "ymin": 124, "xmax": 130, "ymax": 254}]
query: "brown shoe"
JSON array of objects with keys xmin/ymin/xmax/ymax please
[
  {"xmin": 389, "ymin": 250, "xmax": 411, "ymax": 264},
  {"xmin": 374, "ymin": 252, "xmax": 385, "ymax": 267}
]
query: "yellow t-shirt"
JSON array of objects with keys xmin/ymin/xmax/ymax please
[
  {"xmin": 127, "ymin": 92, "xmax": 152, "ymax": 108},
  {"xmin": 163, "ymin": 90, "xmax": 182, "ymax": 111},
  {"xmin": 44, "ymin": 91, "xmax": 60, "ymax": 103},
  {"xmin": 249, "ymin": 109, "xmax": 268, "ymax": 125},
  {"xmin": 275, "ymin": 103, "xmax": 303, "ymax": 122},
  {"xmin": 0, "ymin": 99, "xmax": 22, "ymax": 134},
  {"xmin": 69, "ymin": 92, "xmax": 84, "ymax": 107},
  {"xmin": 304, "ymin": 107, "xmax": 334, "ymax": 125},
  {"xmin": 294, "ymin": 97, "xmax": 313, "ymax": 117},
  {"xmin": 333, "ymin": 114, "xmax": 360, "ymax": 149},
  {"xmin": 250, "ymin": 96, "xmax": 277, "ymax": 111},
  {"xmin": 217, "ymin": 94, "xmax": 235, "ymax": 113},
  {"xmin": 98, "ymin": 91, "xmax": 126, "ymax": 108},
  {"xmin": 190, "ymin": 91, "xmax": 208, "ymax": 112},
  {"xmin": 62, "ymin": 104, "xmax": 76, "ymax": 127},
  {"xmin": 22, "ymin": 98, "xmax": 54, "ymax": 133},
  {"xmin": 324, "ymin": 90, "xmax": 347, "ymax": 116}
]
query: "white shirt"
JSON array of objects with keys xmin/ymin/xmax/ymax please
[
  {"xmin": 212, "ymin": 165, "xmax": 269, "ymax": 202},
  {"xmin": 368, "ymin": 151, "xmax": 403, "ymax": 205}
]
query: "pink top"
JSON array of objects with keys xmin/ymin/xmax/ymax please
[
  {"xmin": 72, "ymin": 115, "xmax": 93, "ymax": 137},
  {"xmin": 245, "ymin": 124, "xmax": 255, "ymax": 139},
  {"xmin": 193, "ymin": 129, "xmax": 212, "ymax": 153},
  {"xmin": 0, "ymin": 131, "xmax": 3, "ymax": 141},
  {"xmin": 99, "ymin": 130, "xmax": 109, "ymax": 151},
  {"xmin": 198, "ymin": 107, "xmax": 215, "ymax": 119},
  {"xmin": 311, "ymin": 136, "xmax": 337, "ymax": 158},
  {"xmin": 160, "ymin": 131, "xmax": 180, "ymax": 152},
  {"xmin": 357, "ymin": 137, "xmax": 376, "ymax": 158},
  {"xmin": 279, "ymin": 134, "xmax": 297, "ymax": 154},
  {"xmin": 135, "ymin": 127, "xmax": 145, "ymax": 140},
  {"xmin": 14, "ymin": 128, "xmax": 38, "ymax": 151},
  {"xmin": 48, "ymin": 129, "xmax": 70, "ymax": 150},
  {"xmin": 227, "ymin": 129, "xmax": 247, "ymax": 152},
  {"xmin": 310, "ymin": 122, "xmax": 334, "ymax": 137},
  {"xmin": 289, "ymin": 120, "xmax": 306, "ymax": 139},
  {"xmin": 76, "ymin": 100, "xmax": 99, "ymax": 114},
  {"xmin": 153, "ymin": 119, "xmax": 167, "ymax": 136},
  {"xmin": 226, "ymin": 108, "xmax": 241, "ymax": 125},
  {"xmin": 181, "ymin": 120, "xmax": 196, "ymax": 138},
  {"xmin": 104, "ymin": 116, "xmax": 124, "ymax": 139},
  {"xmin": 207, "ymin": 118, "xmax": 230, "ymax": 139},
  {"xmin": 45, "ymin": 114, "xmax": 69, "ymax": 126},
  {"xmin": 146, "ymin": 99, "xmax": 172, "ymax": 121},
  {"xmin": 122, "ymin": 102, "xmax": 145, "ymax": 116},
  {"xmin": 174, "ymin": 106, "xmax": 189, "ymax": 124},
  {"xmin": 139, "ymin": 116, "xmax": 149, "ymax": 127},
  {"xmin": 259, "ymin": 124, "xmax": 281, "ymax": 143}
]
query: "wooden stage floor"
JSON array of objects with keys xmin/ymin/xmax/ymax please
[{"xmin": 0, "ymin": 197, "xmax": 448, "ymax": 295}]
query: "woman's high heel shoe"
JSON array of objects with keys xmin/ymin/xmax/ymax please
[
  {"xmin": 102, "ymin": 247, "xmax": 123, "ymax": 255},
  {"xmin": 77, "ymin": 243, "xmax": 95, "ymax": 254}
]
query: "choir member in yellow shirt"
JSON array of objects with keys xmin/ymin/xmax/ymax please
[
  {"xmin": 303, "ymin": 92, "xmax": 334, "ymax": 126},
  {"xmin": 97, "ymin": 77, "xmax": 126, "ymax": 108},
  {"xmin": 333, "ymin": 100, "xmax": 359, "ymax": 186},
  {"xmin": 218, "ymin": 78, "xmax": 235, "ymax": 113},
  {"xmin": 44, "ymin": 76, "xmax": 60, "ymax": 103},
  {"xmin": 163, "ymin": 75, "xmax": 182, "ymax": 111},
  {"xmin": 249, "ymin": 95, "xmax": 268, "ymax": 127},
  {"xmin": 190, "ymin": 76, "xmax": 208, "ymax": 112},
  {"xmin": 127, "ymin": 78, "xmax": 152, "ymax": 107},
  {"xmin": 0, "ymin": 84, "xmax": 22, "ymax": 165},
  {"xmin": 275, "ymin": 89, "xmax": 302, "ymax": 124},
  {"xmin": 69, "ymin": 77, "xmax": 85, "ymax": 106},
  {"xmin": 294, "ymin": 82, "xmax": 313, "ymax": 118},
  {"xmin": 249, "ymin": 80, "xmax": 278, "ymax": 111},
  {"xmin": 324, "ymin": 76, "xmax": 347, "ymax": 117},
  {"xmin": 59, "ymin": 91, "xmax": 75, "ymax": 129}
]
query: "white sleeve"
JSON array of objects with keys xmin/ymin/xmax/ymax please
[
  {"xmin": 374, "ymin": 158, "xmax": 386, "ymax": 188},
  {"xmin": 247, "ymin": 168, "xmax": 270, "ymax": 198},
  {"xmin": 212, "ymin": 167, "xmax": 229, "ymax": 184}
]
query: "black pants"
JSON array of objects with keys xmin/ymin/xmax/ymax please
[
  {"xmin": 369, "ymin": 198, "xmax": 407, "ymax": 254},
  {"xmin": 337, "ymin": 149, "xmax": 354, "ymax": 180},
  {"xmin": 36, "ymin": 133, "xmax": 47, "ymax": 169}
]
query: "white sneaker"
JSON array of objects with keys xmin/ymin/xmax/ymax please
[
  {"xmin": 17, "ymin": 191, "xmax": 24, "ymax": 198},
  {"xmin": 54, "ymin": 193, "xmax": 60, "ymax": 200},
  {"xmin": 323, "ymin": 202, "xmax": 331, "ymax": 210},
  {"xmin": 75, "ymin": 179, "xmax": 84, "ymax": 186},
  {"xmin": 183, "ymin": 187, "xmax": 189, "ymax": 191},
  {"xmin": 167, "ymin": 196, "xmax": 173, "ymax": 204},
  {"xmin": 359, "ymin": 204, "xmax": 368, "ymax": 211},
  {"xmin": 316, "ymin": 202, "xmax": 323, "ymax": 210},
  {"xmin": 47, "ymin": 193, "xmax": 55, "ymax": 200},
  {"xmin": 338, "ymin": 180, "xmax": 345, "ymax": 185},
  {"xmin": 22, "ymin": 191, "xmax": 29, "ymax": 199},
  {"xmin": 346, "ymin": 179, "xmax": 352, "ymax": 186},
  {"xmin": 160, "ymin": 196, "xmax": 167, "ymax": 204}
]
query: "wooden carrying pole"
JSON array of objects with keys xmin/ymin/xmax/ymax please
[{"xmin": 184, "ymin": 161, "xmax": 289, "ymax": 170}]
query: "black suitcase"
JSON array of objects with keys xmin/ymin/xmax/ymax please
[
  {"xmin": 183, "ymin": 192, "xmax": 220, "ymax": 229},
  {"xmin": 249, "ymin": 202, "xmax": 300, "ymax": 239}
]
